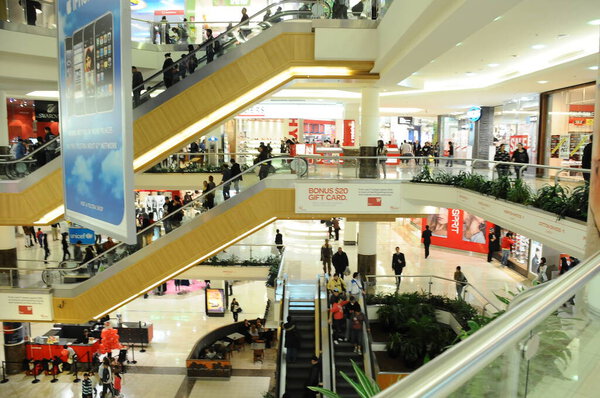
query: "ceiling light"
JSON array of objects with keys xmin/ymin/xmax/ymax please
[
  {"xmin": 455, "ymin": 42, "xmax": 463, "ymax": 47},
  {"xmin": 588, "ymin": 19, "xmax": 600, "ymax": 25},
  {"xmin": 26, "ymin": 90, "xmax": 59, "ymax": 98},
  {"xmin": 588, "ymin": 66, "xmax": 599, "ymax": 70},
  {"xmin": 465, "ymin": 72, "xmax": 476, "ymax": 76},
  {"xmin": 379, "ymin": 107, "xmax": 423, "ymax": 113},
  {"xmin": 557, "ymin": 34, "xmax": 568, "ymax": 39},
  {"xmin": 487, "ymin": 63, "xmax": 500, "ymax": 68},
  {"xmin": 531, "ymin": 44, "xmax": 546, "ymax": 50},
  {"xmin": 537, "ymin": 80, "xmax": 549, "ymax": 84},
  {"xmin": 493, "ymin": 16, "xmax": 502, "ymax": 22}
]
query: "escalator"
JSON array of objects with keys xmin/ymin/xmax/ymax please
[{"xmin": 0, "ymin": 0, "xmax": 376, "ymax": 225}]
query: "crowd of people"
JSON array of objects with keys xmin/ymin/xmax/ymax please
[{"xmin": 9, "ymin": 127, "xmax": 59, "ymax": 164}]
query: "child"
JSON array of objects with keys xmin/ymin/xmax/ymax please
[
  {"xmin": 82, "ymin": 373, "xmax": 93, "ymax": 398},
  {"xmin": 113, "ymin": 371, "xmax": 122, "ymax": 397}
]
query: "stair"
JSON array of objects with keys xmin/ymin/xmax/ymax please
[
  {"xmin": 334, "ymin": 340, "xmax": 364, "ymax": 397},
  {"xmin": 284, "ymin": 299, "xmax": 316, "ymax": 398}
]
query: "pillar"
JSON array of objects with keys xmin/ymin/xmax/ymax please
[
  {"xmin": 472, "ymin": 106, "xmax": 494, "ymax": 164},
  {"xmin": 343, "ymin": 221, "xmax": 358, "ymax": 245},
  {"xmin": 0, "ymin": 91, "xmax": 9, "ymax": 151},
  {"xmin": 0, "ymin": 227, "xmax": 17, "ymax": 286},
  {"xmin": 584, "ymin": 77, "xmax": 600, "ymax": 317},
  {"xmin": 359, "ymin": 88, "xmax": 380, "ymax": 178},
  {"xmin": 357, "ymin": 222, "xmax": 377, "ymax": 277}
]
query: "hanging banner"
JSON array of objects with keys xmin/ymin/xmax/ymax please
[
  {"xmin": 295, "ymin": 183, "xmax": 402, "ymax": 213},
  {"xmin": 58, "ymin": 0, "xmax": 136, "ymax": 244}
]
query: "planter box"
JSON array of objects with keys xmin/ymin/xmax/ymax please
[
  {"xmin": 178, "ymin": 265, "xmax": 269, "ymax": 281},
  {"xmin": 367, "ymin": 304, "xmax": 384, "ymax": 321}
]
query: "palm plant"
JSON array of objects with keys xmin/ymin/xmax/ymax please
[{"xmin": 308, "ymin": 359, "xmax": 381, "ymax": 398}]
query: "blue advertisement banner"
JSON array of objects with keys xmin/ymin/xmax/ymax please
[
  {"xmin": 58, "ymin": 0, "xmax": 136, "ymax": 244},
  {"xmin": 69, "ymin": 228, "xmax": 96, "ymax": 245}
]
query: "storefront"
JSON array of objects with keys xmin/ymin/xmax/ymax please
[
  {"xmin": 540, "ymin": 82, "xmax": 596, "ymax": 176},
  {"xmin": 6, "ymin": 98, "xmax": 60, "ymax": 142},
  {"xmin": 493, "ymin": 95, "xmax": 539, "ymax": 163},
  {"xmin": 438, "ymin": 114, "xmax": 473, "ymax": 160},
  {"xmin": 379, "ymin": 116, "xmax": 436, "ymax": 146}
]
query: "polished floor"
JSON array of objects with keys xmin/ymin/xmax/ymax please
[{"xmin": 2, "ymin": 220, "xmax": 532, "ymax": 397}]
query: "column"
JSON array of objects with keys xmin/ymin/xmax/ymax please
[
  {"xmin": 0, "ymin": 91, "xmax": 8, "ymax": 150},
  {"xmin": 357, "ymin": 222, "xmax": 377, "ymax": 277},
  {"xmin": 0, "ymin": 227, "xmax": 17, "ymax": 286},
  {"xmin": 584, "ymin": 76, "xmax": 600, "ymax": 316},
  {"xmin": 343, "ymin": 221, "xmax": 358, "ymax": 245},
  {"xmin": 359, "ymin": 87, "xmax": 380, "ymax": 178}
]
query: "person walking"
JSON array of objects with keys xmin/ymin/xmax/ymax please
[
  {"xmin": 332, "ymin": 218, "xmax": 341, "ymax": 241},
  {"xmin": 392, "ymin": 247, "xmax": 406, "ymax": 291},
  {"xmin": 446, "ymin": 141, "xmax": 454, "ymax": 167},
  {"xmin": 98, "ymin": 358, "xmax": 113, "ymax": 398},
  {"xmin": 36, "ymin": 228, "xmax": 43, "ymax": 247},
  {"xmin": 283, "ymin": 316, "xmax": 300, "ymax": 363},
  {"xmin": 230, "ymin": 158, "xmax": 242, "ymax": 194},
  {"xmin": 376, "ymin": 139, "xmax": 388, "ymax": 178},
  {"xmin": 332, "ymin": 247, "xmax": 349, "ymax": 278},
  {"xmin": 61, "ymin": 232, "xmax": 71, "ymax": 261},
  {"xmin": 205, "ymin": 29, "xmax": 217, "ymax": 63},
  {"xmin": 51, "ymin": 223, "xmax": 60, "ymax": 241},
  {"xmin": 162, "ymin": 53, "xmax": 175, "ymax": 88},
  {"xmin": 347, "ymin": 272, "xmax": 365, "ymax": 300},
  {"xmin": 239, "ymin": 8, "xmax": 250, "ymax": 38},
  {"xmin": 421, "ymin": 225, "xmax": 432, "ymax": 259},
  {"xmin": 487, "ymin": 228, "xmax": 496, "ymax": 263},
  {"xmin": 535, "ymin": 257, "xmax": 549, "ymax": 284},
  {"xmin": 582, "ymin": 135, "xmax": 592, "ymax": 183},
  {"xmin": 256, "ymin": 146, "xmax": 270, "ymax": 180},
  {"xmin": 320, "ymin": 239, "xmax": 333, "ymax": 275},
  {"xmin": 328, "ymin": 296, "xmax": 349, "ymax": 344},
  {"xmin": 500, "ymin": 233, "xmax": 515, "ymax": 267},
  {"xmin": 187, "ymin": 44, "xmax": 198, "ymax": 74},
  {"xmin": 221, "ymin": 164, "xmax": 231, "ymax": 200},
  {"xmin": 304, "ymin": 356, "xmax": 321, "ymax": 397},
  {"xmin": 230, "ymin": 298, "xmax": 241, "ymax": 322},
  {"xmin": 510, "ymin": 142, "xmax": 529, "ymax": 177},
  {"xmin": 81, "ymin": 373, "xmax": 93, "ymax": 398},
  {"xmin": 454, "ymin": 266, "xmax": 468, "ymax": 300},
  {"xmin": 132, "ymin": 66, "xmax": 144, "ymax": 106},
  {"xmin": 42, "ymin": 233, "xmax": 50, "ymax": 264},
  {"xmin": 349, "ymin": 308, "xmax": 365, "ymax": 355},
  {"xmin": 275, "ymin": 229, "xmax": 284, "ymax": 254},
  {"xmin": 494, "ymin": 144, "xmax": 510, "ymax": 177}
]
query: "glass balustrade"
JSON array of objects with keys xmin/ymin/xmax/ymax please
[{"xmin": 0, "ymin": 136, "xmax": 60, "ymax": 180}]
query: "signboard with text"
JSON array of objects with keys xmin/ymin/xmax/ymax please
[
  {"xmin": 422, "ymin": 208, "xmax": 493, "ymax": 254},
  {"xmin": 58, "ymin": 0, "xmax": 136, "ymax": 243},
  {"xmin": 0, "ymin": 292, "xmax": 54, "ymax": 321},
  {"xmin": 295, "ymin": 183, "xmax": 402, "ymax": 214}
]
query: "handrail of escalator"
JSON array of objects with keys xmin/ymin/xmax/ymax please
[
  {"xmin": 133, "ymin": 0, "xmax": 332, "ymax": 105},
  {"xmin": 358, "ymin": 274, "xmax": 376, "ymax": 380},
  {"xmin": 373, "ymin": 249, "xmax": 600, "ymax": 397},
  {"xmin": 0, "ymin": 136, "xmax": 60, "ymax": 180},
  {"xmin": 276, "ymin": 255, "xmax": 289, "ymax": 398},
  {"xmin": 318, "ymin": 274, "xmax": 334, "ymax": 392},
  {"xmin": 1, "ymin": 156, "xmax": 308, "ymax": 287}
]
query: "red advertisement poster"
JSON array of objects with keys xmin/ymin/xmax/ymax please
[
  {"xmin": 509, "ymin": 134, "xmax": 530, "ymax": 154},
  {"xmin": 422, "ymin": 208, "xmax": 494, "ymax": 254},
  {"xmin": 343, "ymin": 120, "xmax": 355, "ymax": 146}
]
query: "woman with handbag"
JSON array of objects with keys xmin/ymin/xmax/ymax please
[{"xmin": 230, "ymin": 298, "xmax": 242, "ymax": 322}]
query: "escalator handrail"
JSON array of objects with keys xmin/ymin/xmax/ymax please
[
  {"xmin": 358, "ymin": 275, "xmax": 376, "ymax": 380},
  {"xmin": 0, "ymin": 136, "xmax": 60, "ymax": 165},
  {"xmin": 133, "ymin": 0, "xmax": 332, "ymax": 97},
  {"xmin": 318, "ymin": 274, "xmax": 335, "ymax": 392},
  {"xmin": 28, "ymin": 156, "xmax": 307, "ymax": 278}
]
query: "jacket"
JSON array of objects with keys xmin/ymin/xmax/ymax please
[
  {"xmin": 327, "ymin": 277, "xmax": 344, "ymax": 293},
  {"xmin": 511, "ymin": 149, "xmax": 529, "ymax": 164},
  {"xmin": 332, "ymin": 251, "xmax": 349, "ymax": 271},
  {"xmin": 230, "ymin": 162, "xmax": 242, "ymax": 180},
  {"xmin": 392, "ymin": 252, "xmax": 406, "ymax": 273},
  {"xmin": 330, "ymin": 300, "xmax": 349, "ymax": 320},
  {"xmin": 320, "ymin": 245, "xmax": 333, "ymax": 261},
  {"xmin": 422, "ymin": 229, "xmax": 432, "ymax": 244},
  {"xmin": 348, "ymin": 278, "xmax": 363, "ymax": 295},
  {"xmin": 582, "ymin": 142, "xmax": 592, "ymax": 169}
]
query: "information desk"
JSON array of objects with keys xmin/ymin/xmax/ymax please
[
  {"xmin": 27, "ymin": 340, "xmax": 100, "ymax": 362},
  {"xmin": 46, "ymin": 322, "xmax": 154, "ymax": 345}
]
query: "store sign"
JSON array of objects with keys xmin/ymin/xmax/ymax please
[
  {"xmin": 295, "ymin": 183, "xmax": 402, "ymax": 214},
  {"xmin": 509, "ymin": 135, "xmax": 530, "ymax": 153},
  {"xmin": 343, "ymin": 120, "xmax": 355, "ymax": 146},
  {"xmin": 34, "ymin": 100, "xmax": 59, "ymax": 122},
  {"xmin": 68, "ymin": 227, "xmax": 95, "ymax": 245},
  {"xmin": 58, "ymin": 0, "xmax": 136, "ymax": 244},
  {"xmin": 398, "ymin": 116, "xmax": 413, "ymax": 125},
  {"xmin": 0, "ymin": 292, "xmax": 54, "ymax": 321},
  {"xmin": 467, "ymin": 106, "xmax": 482, "ymax": 122}
]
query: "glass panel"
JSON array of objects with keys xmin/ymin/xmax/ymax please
[{"xmin": 0, "ymin": 137, "xmax": 60, "ymax": 180}]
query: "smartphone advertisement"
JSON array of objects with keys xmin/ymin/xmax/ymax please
[{"xmin": 57, "ymin": 0, "xmax": 136, "ymax": 244}]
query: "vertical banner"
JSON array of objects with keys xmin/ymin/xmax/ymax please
[{"xmin": 57, "ymin": 0, "xmax": 136, "ymax": 244}]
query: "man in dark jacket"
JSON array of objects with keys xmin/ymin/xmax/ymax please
[
  {"xmin": 422, "ymin": 225, "xmax": 432, "ymax": 259},
  {"xmin": 132, "ymin": 66, "xmax": 144, "ymax": 106},
  {"xmin": 582, "ymin": 135, "xmax": 592, "ymax": 183},
  {"xmin": 332, "ymin": 247, "xmax": 349, "ymax": 278},
  {"xmin": 283, "ymin": 316, "xmax": 300, "ymax": 363},
  {"xmin": 392, "ymin": 247, "xmax": 405, "ymax": 291},
  {"xmin": 21, "ymin": 0, "xmax": 41, "ymax": 26},
  {"xmin": 230, "ymin": 159, "xmax": 242, "ymax": 193},
  {"xmin": 162, "ymin": 53, "xmax": 175, "ymax": 88},
  {"xmin": 304, "ymin": 356, "xmax": 321, "ymax": 397},
  {"xmin": 221, "ymin": 164, "xmax": 231, "ymax": 200},
  {"xmin": 510, "ymin": 143, "xmax": 529, "ymax": 178}
]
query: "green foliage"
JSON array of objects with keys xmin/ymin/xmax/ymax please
[
  {"xmin": 507, "ymin": 178, "xmax": 533, "ymax": 204},
  {"xmin": 205, "ymin": 254, "xmax": 280, "ymax": 266},
  {"xmin": 309, "ymin": 359, "xmax": 380, "ymax": 398},
  {"xmin": 489, "ymin": 176, "xmax": 511, "ymax": 199}
]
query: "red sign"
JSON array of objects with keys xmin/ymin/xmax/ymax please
[
  {"xmin": 288, "ymin": 119, "xmax": 298, "ymax": 139},
  {"xmin": 368, "ymin": 197, "xmax": 382, "ymax": 206},
  {"xmin": 568, "ymin": 104, "xmax": 594, "ymax": 126},
  {"xmin": 18, "ymin": 306, "xmax": 33, "ymax": 315},
  {"xmin": 509, "ymin": 135, "xmax": 530, "ymax": 154},
  {"xmin": 154, "ymin": 10, "xmax": 185, "ymax": 16},
  {"xmin": 343, "ymin": 120, "xmax": 355, "ymax": 146}
]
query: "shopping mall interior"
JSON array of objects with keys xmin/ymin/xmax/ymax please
[{"xmin": 0, "ymin": 0, "xmax": 599, "ymax": 397}]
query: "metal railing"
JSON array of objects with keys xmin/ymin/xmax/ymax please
[
  {"xmin": 0, "ymin": 136, "xmax": 60, "ymax": 180},
  {"xmin": 373, "ymin": 249, "xmax": 600, "ymax": 397},
  {"xmin": 318, "ymin": 274, "xmax": 334, "ymax": 392}
]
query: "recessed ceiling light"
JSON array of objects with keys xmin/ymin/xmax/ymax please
[
  {"xmin": 537, "ymin": 80, "xmax": 549, "ymax": 84},
  {"xmin": 531, "ymin": 44, "xmax": 546, "ymax": 50},
  {"xmin": 588, "ymin": 19, "xmax": 600, "ymax": 26},
  {"xmin": 456, "ymin": 42, "xmax": 463, "ymax": 47},
  {"xmin": 493, "ymin": 16, "xmax": 502, "ymax": 22},
  {"xmin": 465, "ymin": 72, "xmax": 476, "ymax": 76},
  {"xmin": 557, "ymin": 34, "xmax": 568, "ymax": 39},
  {"xmin": 487, "ymin": 63, "xmax": 500, "ymax": 68},
  {"xmin": 588, "ymin": 65, "xmax": 599, "ymax": 70},
  {"xmin": 26, "ymin": 91, "xmax": 59, "ymax": 98}
]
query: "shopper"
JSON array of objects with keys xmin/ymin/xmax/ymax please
[
  {"xmin": 98, "ymin": 358, "xmax": 113, "ymax": 398},
  {"xmin": 582, "ymin": 135, "xmax": 592, "ymax": 183},
  {"xmin": 328, "ymin": 296, "xmax": 349, "ymax": 343},
  {"xmin": 205, "ymin": 29, "xmax": 218, "ymax": 63},
  {"xmin": 510, "ymin": 143, "xmax": 529, "ymax": 177},
  {"xmin": 256, "ymin": 146, "xmax": 270, "ymax": 180},
  {"xmin": 343, "ymin": 295, "xmax": 361, "ymax": 341},
  {"xmin": 304, "ymin": 356, "xmax": 321, "ymax": 397},
  {"xmin": 239, "ymin": 8, "xmax": 250, "ymax": 38},
  {"xmin": 221, "ymin": 164, "xmax": 231, "ymax": 200},
  {"xmin": 494, "ymin": 144, "xmax": 510, "ymax": 177},
  {"xmin": 51, "ymin": 223, "xmax": 60, "ymax": 241},
  {"xmin": 376, "ymin": 140, "xmax": 388, "ymax": 178},
  {"xmin": 454, "ymin": 266, "xmax": 468, "ymax": 300},
  {"xmin": 275, "ymin": 229, "xmax": 284, "ymax": 254},
  {"xmin": 421, "ymin": 225, "xmax": 432, "ymax": 259},
  {"xmin": 230, "ymin": 158, "xmax": 242, "ymax": 194},
  {"xmin": 347, "ymin": 272, "xmax": 365, "ymax": 300},
  {"xmin": 392, "ymin": 247, "xmax": 406, "ymax": 291},
  {"xmin": 327, "ymin": 273, "xmax": 345, "ymax": 295},
  {"xmin": 332, "ymin": 247, "xmax": 349, "ymax": 278},
  {"xmin": 500, "ymin": 233, "xmax": 515, "ymax": 267},
  {"xmin": 74, "ymin": 240, "xmax": 83, "ymax": 261},
  {"xmin": 36, "ymin": 227, "xmax": 43, "ymax": 247},
  {"xmin": 132, "ymin": 66, "xmax": 144, "ymax": 106},
  {"xmin": 487, "ymin": 228, "xmax": 496, "ymax": 263},
  {"xmin": 283, "ymin": 316, "xmax": 300, "ymax": 363},
  {"xmin": 535, "ymin": 257, "xmax": 548, "ymax": 284},
  {"xmin": 349, "ymin": 308, "xmax": 365, "ymax": 355},
  {"xmin": 320, "ymin": 239, "xmax": 333, "ymax": 275},
  {"xmin": 113, "ymin": 371, "xmax": 122, "ymax": 397},
  {"xmin": 446, "ymin": 141, "xmax": 454, "ymax": 167},
  {"xmin": 162, "ymin": 53, "xmax": 175, "ymax": 88},
  {"xmin": 42, "ymin": 233, "xmax": 50, "ymax": 264},
  {"xmin": 81, "ymin": 373, "xmax": 93, "ymax": 398},
  {"xmin": 230, "ymin": 298, "xmax": 241, "ymax": 322}
]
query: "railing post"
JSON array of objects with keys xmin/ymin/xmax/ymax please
[
  {"xmin": 1, "ymin": 361, "xmax": 8, "ymax": 383},
  {"xmin": 128, "ymin": 344, "xmax": 137, "ymax": 364},
  {"xmin": 519, "ymin": 164, "xmax": 527, "ymax": 179},
  {"xmin": 428, "ymin": 276, "xmax": 432, "ymax": 296},
  {"xmin": 491, "ymin": 164, "xmax": 498, "ymax": 180},
  {"xmin": 555, "ymin": 168, "xmax": 565, "ymax": 185},
  {"xmin": 31, "ymin": 365, "xmax": 40, "ymax": 384},
  {"xmin": 138, "ymin": 321, "xmax": 146, "ymax": 353},
  {"xmin": 73, "ymin": 359, "xmax": 80, "ymax": 383},
  {"xmin": 336, "ymin": 158, "xmax": 340, "ymax": 178}
]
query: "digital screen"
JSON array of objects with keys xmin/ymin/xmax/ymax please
[{"xmin": 205, "ymin": 289, "xmax": 225, "ymax": 314}]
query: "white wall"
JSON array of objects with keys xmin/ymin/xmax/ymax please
[{"xmin": 314, "ymin": 28, "xmax": 378, "ymax": 61}]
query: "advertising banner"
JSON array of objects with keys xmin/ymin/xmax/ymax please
[
  {"xmin": 205, "ymin": 288, "xmax": 225, "ymax": 316},
  {"xmin": 69, "ymin": 227, "xmax": 96, "ymax": 245},
  {"xmin": 422, "ymin": 208, "xmax": 493, "ymax": 254},
  {"xmin": 295, "ymin": 183, "xmax": 402, "ymax": 214},
  {"xmin": 58, "ymin": 0, "xmax": 136, "ymax": 244},
  {"xmin": 0, "ymin": 292, "xmax": 54, "ymax": 321}
]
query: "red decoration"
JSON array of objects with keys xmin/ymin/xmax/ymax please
[{"xmin": 99, "ymin": 327, "xmax": 122, "ymax": 354}]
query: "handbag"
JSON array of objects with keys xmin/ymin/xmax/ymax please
[
  {"xmin": 343, "ymin": 266, "xmax": 351, "ymax": 276},
  {"xmin": 237, "ymin": 307, "xmax": 243, "ymax": 313}
]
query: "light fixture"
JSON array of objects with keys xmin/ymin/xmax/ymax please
[
  {"xmin": 588, "ymin": 65, "xmax": 599, "ymax": 70},
  {"xmin": 379, "ymin": 107, "xmax": 423, "ymax": 113},
  {"xmin": 27, "ymin": 90, "xmax": 59, "ymax": 98},
  {"xmin": 465, "ymin": 72, "xmax": 476, "ymax": 76},
  {"xmin": 493, "ymin": 16, "xmax": 502, "ymax": 22},
  {"xmin": 34, "ymin": 205, "xmax": 65, "ymax": 224},
  {"xmin": 487, "ymin": 63, "xmax": 500, "ymax": 68},
  {"xmin": 537, "ymin": 80, "xmax": 549, "ymax": 84},
  {"xmin": 455, "ymin": 42, "xmax": 463, "ymax": 47},
  {"xmin": 588, "ymin": 19, "xmax": 600, "ymax": 25},
  {"xmin": 557, "ymin": 34, "xmax": 568, "ymax": 39},
  {"xmin": 531, "ymin": 44, "xmax": 546, "ymax": 50}
]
